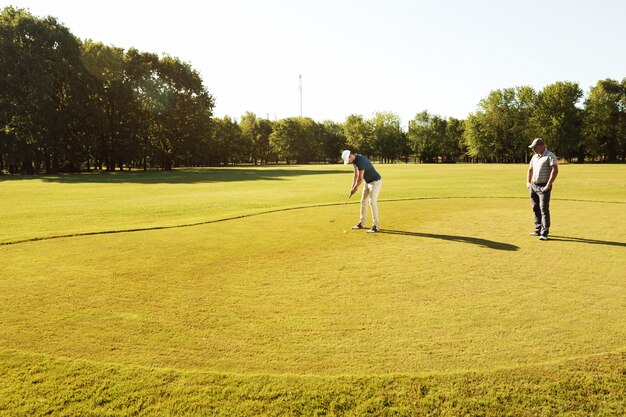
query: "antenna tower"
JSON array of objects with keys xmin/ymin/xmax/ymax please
[{"xmin": 299, "ymin": 74, "xmax": 303, "ymax": 117}]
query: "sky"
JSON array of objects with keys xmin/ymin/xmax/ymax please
[{"xmin": 3, "ymin": 0, "xmax": 626, "ymax": 125}]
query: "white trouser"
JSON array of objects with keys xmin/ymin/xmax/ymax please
[{"xmin": 359, "ymin": 180, "xmax": 382, "ymax": 227}]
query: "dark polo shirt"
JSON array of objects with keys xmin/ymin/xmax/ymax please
[{"xmin": 353, "ymin": 154, "xmax": 381, "ymax": 183}]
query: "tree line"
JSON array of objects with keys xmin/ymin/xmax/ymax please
[
  {"xmin": 1, "ymin": 7, "xmax": 214, "ymax": 174},
  {"xmin": 1, "ymin": 7, "xmax": 625, "ymax": 174}
]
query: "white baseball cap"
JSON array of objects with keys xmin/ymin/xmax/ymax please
[
  {"xmin": 341, "ymin": 150, "xmax": 351, "ymax": 164},
  {"xmin": 528, "ymin": 138, "xmax": 545, "ymax": 149}
]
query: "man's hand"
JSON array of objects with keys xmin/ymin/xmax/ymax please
[
  {"xmin": 526, "ymin": 181, "xmax": 531, "ymax": 189},
  {"xmin": 350, "ymin": 186, "xmax": 358, "ymax": 196},
  {"xmin": 542, "ymin": 183, "xmax": 552, "ymax": 192}
]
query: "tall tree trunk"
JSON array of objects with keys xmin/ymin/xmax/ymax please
[{"xmin": 21, "ymin": 159, "xmax": 34, "ymax": 174}]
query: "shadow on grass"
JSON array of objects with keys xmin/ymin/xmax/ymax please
[
  {"xmin": 548, "ymin": 236, "xmax": 626, "ymax": 248},
  {"xmin": 0, "ymin": 167, "xmax": 346, "ymax": 184},
  {"xmin": 379, "ymin": 229, "xmax": 519, "ymax": 251}
]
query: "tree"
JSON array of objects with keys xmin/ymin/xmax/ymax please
[
  {"xmin": 464, "ymin": 87, "xmax": 536, "ymax": 162},
  {"xmin": 444, "ymin": 117, "xmax": 465, "ymax": 162},
  {"xmin": 344, "ymin": 114, "xmax": 373, "ymax": 156},
  {"xmin": 270, "ymin": 118, "xmax": 298, "ymax": 164},
  {"xmin": 154, "ymin": 55, "xmax": 215, "ymax": 169},
  {"xmin": 255, "ymin": 118, "xmax": 273, "ymax": 165},
  {"xmin": 269, "ymin": 117, "xmax": 320, "ymax": 164},
  {"xmin": 319, "ymin": 120, "xmax": 346, "ymax": 163},
  {"xmin": 532, "ymin": 82, "xmax": 583, "ymax": 161},
  {"xmin": 0, "ymin": 7, "xmax": 90, "ymax": 173},
  {"xmin": 211, "ymin": 116, "xmax": 241, "ymax": 165},
  {"xmin": 296, "ymin": 117, "xmax": 322, "ymax": 163},
  {"xmin": 239, "ymin": 113, "xmax": 274, "ymax": 165},
  {"xmin": 464, "ymin": 113, "xmax": 490, "ymax": 162},
  {"xmin": 0, "ymin": 7, "xmax": 41, "ymax": 173},
  {"xmin": 124, "ymin": 48, "xmax": 161, "ymax": 170},
  {"xmin": 583, "ymin": 78, "xmax": 626, "ymax": 162},
  {"xmin": 370, "ymin": 112, "xmax": 405, "ymax": 163},
  {"xmin": 515, "ymin": 86, "xmax": 540, "ymax": 163},
  {"xmin": 81, "ymin": 40, "xmax": 136, "ymax": 171},
  {"xmin": 409, "ymin": 111, "xmax": 446, "ymax": 163},
  {"xmin": 0, "ymin": 7, "xmax": 219, "ymax": 173},
  {"xmin": 239, "ymin": 112, "xmax": 258, "ymax": 164}
]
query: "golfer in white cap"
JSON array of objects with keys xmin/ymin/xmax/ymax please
[
  {"xmin": 341, "ymin": 150, "xmax": 382, "ymax": 233},
  {"xmin": 526, "ymin": 138, "xmax": 558, "ymax": 240}
]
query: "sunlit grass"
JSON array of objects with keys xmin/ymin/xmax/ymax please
[
  {"xmin": 2, "ymin": 164, "xmax": 624, "ymax": 244},
  {"xmin": 1, "ymin": 164, "xmax": 625, "ymax": 415}
]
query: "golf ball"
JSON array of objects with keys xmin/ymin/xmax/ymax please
[{"xmin": 342, "ymin": 230, "xmax": 347, "ymax": 234}]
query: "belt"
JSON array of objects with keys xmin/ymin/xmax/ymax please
[{"xmin": 533, "ymin": 182, "xmax": 547, "ymax": 186}]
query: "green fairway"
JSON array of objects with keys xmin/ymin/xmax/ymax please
[{"xmin": 1, "ymin": 164, "xmax": 625, "ymax": 416}]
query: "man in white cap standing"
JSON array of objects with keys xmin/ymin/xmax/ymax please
[
  {"xmin": 526, "ymin": 138, "xmax": 558, "ymax": 240},
  {"xmin": 341, "ymin": 150, "xmax": 382, "ymax": 233}
]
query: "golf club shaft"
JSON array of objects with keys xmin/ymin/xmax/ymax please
[{"xmin": 330, "ymin": 194, "xmax": 352, "ymax": 222}]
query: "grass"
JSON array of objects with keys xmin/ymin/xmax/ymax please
[
  {"xmin": 1, "ymin": 164, "xmax": 625, "ymax": 415},
  {"xmin": 2, "ymin": 164, "xmax": 624, "ymax": 244},
  {"xmin": 2, "ymin": 350, "xmax": 624, "ymax": 416}
]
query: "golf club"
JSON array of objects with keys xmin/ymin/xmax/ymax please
[{"xmin": 329, "ymin": 193, "xmax": 352, "ymax": 223}]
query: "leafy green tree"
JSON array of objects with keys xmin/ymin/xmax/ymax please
[
  {"xmin": 124, "ymin": 48, "xmax": 161, "ymax": 170},
  {"xmin": 344, "ymin": 114, "xmax": 373, "ymax": 156},
  {"xmin": 255, "ymin": 118, "xmax": 273, "ymax": 165},
  {"xmin": 464, "ymin": 87, "xmax": 536, "ymax": 162},
  {"xmin": 81, "ymin": 40, "xmax": 137, "ymax": 170},
  {"xmin": 0, "ymin": 7, "xmax": 90, "ymax": 173},
  {"xmin": 0, "ymin": 7, "xmax": 39, "ymax": 173},
  {"xmin": 156, "ymin": 56, "xmax": 212, "ymax": 169},
  {"xmin": 210, "ymin": 116, "xmax": 241, "ymax": 165},
  {"xmin": 239, "ymin": 112, "xmax": 258, "ymax": 164},
  {"xmin": 532, "ymin": 82, "xmax": 583, "ymax": 161},
  {"xmin": 1, "ymin": 7, "xmax": 218, "ymax": 173},
  {"xmin": 370, "ymin": 112, "xmax": 405, "ymax": 163},
  {"xmin": 319, "ymin": 120, "xmax": 346, "ymax": 163},
  {"xmin": 37, "ymin": 18, "xmax": 88, "ymax": 172},
  {"xmin": 269, "ymin": 117, "xmax": 320, "ymax": 164},
  {"xmin": 297, "ymin": 117, "xmax": 322, "ymax": 163},
  {"xmin": 515, "ymin": 86, "xmax": 540, "ymax": 163},
  {"xmin": 269, "ymin": 118, "xmax": 298, "ymax": 164},
  {"xmin": 445, "ymin": 117, "xmax": 465, "ymax": 162},
  {"xmin": 239, "ymin": 112, "xmax": 274, "ymax": 165},
  {"xmin": 409, "ymin": 111, "xmax": 445, "ymax": 163},
  {"xmin": 583, "ymin": 78, "xmax": 626, "ymax": 162},
  {"xmin": 464, "ymin": 113, "xmax": 489, "ymax": 162}
]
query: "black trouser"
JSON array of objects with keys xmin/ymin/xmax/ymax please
[{"xmin": 530, "ymin": 184, "xmax": 551, "ymax": 236}]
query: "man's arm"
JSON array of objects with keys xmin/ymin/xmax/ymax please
[
  {"xmin": 526, "ymin": 165, "xmax": 533, "ymax": 188},
  {"xmin": 544, "ymin": 165, "xmax": 558, "ymax": 190},
  {"xmin": 351, "ymin": 168, "xmax": 364, "ymax": 195}
]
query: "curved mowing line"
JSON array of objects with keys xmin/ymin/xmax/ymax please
[{"xmin": 1, "ymin": 196, "xmax": 624, "ymax": 247}]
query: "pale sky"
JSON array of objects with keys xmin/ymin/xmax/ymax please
[{"xmin": 3, "ymin": 0, "xmax": 626, "ymax": 125}]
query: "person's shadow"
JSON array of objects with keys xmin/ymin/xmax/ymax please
[
  {"xmin": 548, "ymin": 236, "xmax": 626, "ymax": 248},
  {"xmin": 378, "ymin": 229, "xmax": 519, "ymax": 251}
]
